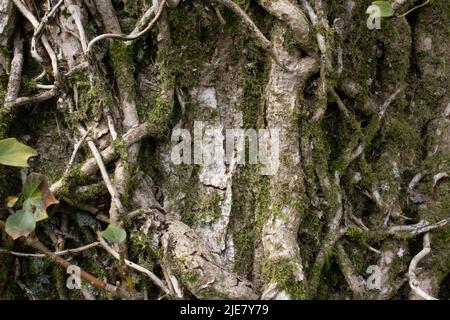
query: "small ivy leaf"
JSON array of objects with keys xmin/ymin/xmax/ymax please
[
  {"xmin": 23, "ymin": 197, "xmax": 47, "ymax": 222},
  {"xmin": 101, "ymin": 224, "xmax": 127, "ymax": 244},
  {"xmin": 367, "ymin": 1, "xmax": 394, "ymax": 17},
  {"xmin": 0, "ymin": 138, "xmax": 38, "ymax": 167},
  {"xmin": 22, "ymin": 173, "xmax": 42, "ymax": 199},
  {"xmin": 5, "ymin": 209, "xmax": 36, "ymax": 240},
  {"xmin": 5, "ymin": 196, "xmax": 19, "ymax": 208},
  {"xmin": 22, "ymin": 173, "xmax": 59, "ymax": 221}
]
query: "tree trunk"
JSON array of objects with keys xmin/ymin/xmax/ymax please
[{"xmin": 0, "ymin": 0, "xmax": 449, "ymax": 300}]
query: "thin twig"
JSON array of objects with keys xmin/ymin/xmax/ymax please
[
  {"xmin": 12, "ymin": 0, "xmax": 60, "ymax": 80},
  {"xmin": 389, "ymin": 217, "xmax": 450, "ymax": 236},
  {"xmin": 4, "ymin": 31, "xmax": 24, "ymax": 110},
  {"xmin": 407, "ymin": 233, "xmax": 438, "ymax": 300},
  {"xmin": 380, "ymin": 89, "xmax": 401, "ymax": 118},
  {"xmin": 97, "ymin": 233, "xmax": 171, "ymax": 295},
  {"xmin": 0, "ymin": 242, "xmax": 101, "ymax": 258},
  {"xmin": 336, "ymin": 243, "xmax": 366, "ymax": 298},
  {"xmin": 397, "ymin": 0, "xmax": 432, "ymax": 18},
  {"xmin": 65, "ymin": 129, "xmax": 92, "ymax": 174},
  {"xmin": 130, "ymin": 6, "xmax": 156, "ymax": 35},
  {"xmin": 86, "ymin": 0, "xmax": 166, "ymax": 53},
  {"xmin": 0, "ymin": 220, "xmax": 127, "ymax": 298},
  {"xmin": 6, "ymin": 88, "xmax": 58, "ymax": 108},
  {"xmin": 14, "ymin": 259, "xmax": 36, "ymax": 300},
  {"xmin": 33, "ymin": 0, "xmax": 64, "ymax": 38},
  {"xmin": 214, "ymin": 0, "xmax": 281, "ymax": 65},
  {"xmin": 82, "ymin": 131, "xmax": 126, "ymax": 215},
  {"xmin": 50, "ymin": 123, "xmax": 150, "ymax": 195}
]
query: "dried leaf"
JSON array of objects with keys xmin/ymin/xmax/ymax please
[{"xmin": 5, "ymin": 209, "xmax": 36, "ymax": 240}]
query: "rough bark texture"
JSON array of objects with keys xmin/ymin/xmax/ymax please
[{"xmin": 0, "ymin": 0, "xmax": 449, "ymax": 300}]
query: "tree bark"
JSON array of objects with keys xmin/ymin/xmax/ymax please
[{"xmin": 0, "ymin": 0, "xmax": 449, "ymax": 300}]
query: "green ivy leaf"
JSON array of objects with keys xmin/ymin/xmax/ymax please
[
  {"xmin": 101, "ymin": 224, "xmax": 127, "ymax": 244},
  {"xmin": 367, "ymin": 1, "xmax": 394, "ymax": 17},
  {"xmin": 22, "ymin": 173, "xmax": 59, "ymax": 222},
  {"xmin": 0, "ymin": 138, "xmax": 38, "ymax": 167},
  {"xmin": 5, "ymin": 209, "xmax": 36, "ymax": 240},
  {"xmin": 23, "ymin": 197, "xmax": 47, "ymax": 222},
  {"xmin": 22, "ymin": 173, "xmax": 42, "ymax": 199}
]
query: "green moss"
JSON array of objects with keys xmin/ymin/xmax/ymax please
[
  {"xmin": 175, "ymin": 166, "xmax": 200, "ymax": 226},
  {"xmin": 57, "ymin": 164, "xmax": 91, "ymax": 198},
  {"xmin": 112, "ymin": 138, "xmax": 128, "ymax": 161},
  {"xmin": 28, "ymin": 257, "xmax": 52, "ymax": 275},
  {"xmin": 146, "ymin": 101, "xmax": 173, "ymax": 139},
  {"xmin": 255, "ymin": 175, "xmax": 284, "ymax": 224},
  {"xmin": 304, "ymin": 122, "xmax": 331, "ymax": 176},
  {"xmin": 195, "ymin": 192, "xmax": 222, "ymax": 225},
  {"xmin": 282, "ymin": 26, "xmax": 301, "ymax": 55},
  {"xmin": 138, "ymin": 138, "xmax": 166, "ymax": 181},
  {"xmin": 229, "ymin": 163, "xmax": 260, "ymax": 276},
  {"xmin": 340, "ymin": 2, "xmax": 377, "ymax": 100},
  {"xmin": 347, "ymin": 245, "xmax": 368, "ymax": 275},
  {"xmin": 18, "ymin": 77, "xmax": 38, "ymax": 96},
  {"xmin": 0, "ymin": 76, "xmax": 11, "ymax": 138},
  {"xmin": 166, "ymin": 1, "xmax": 220, "ymax": 88},
  {"xmin": 66, "ymin": 71, "xmax": 113, "ymax": 127},
  {"xmin": 0, "ymin": 75, "xmax": 6, "ymax": 97},
  {"xmin": 261, "ymin": 258, "xmax": 307, "ymax": 299},
  {"xmin": 109, "ymin": 40, "xmax": 136, "ymax": 99},
  {"xmin": 416, "ymin": 0, "xmax": 450, "ymax": 37},
  {"xmin": 128, "ymin": 231, "xmax": 158, "ymax": 279},
  {"xmin": 376, "ymin": 18, "xmax": 411, "ymax": 89},
  {"xmin": 233, "ymin": 225, "xmax": 256, "ymax": 275},
  {"xmin": 177, "ymin": 174, "xmax": 223, "ymax": 226},
  {"xmin": 377, "ymin": 114, "xmax": 421, "ymax": 166},
  {"xmin": 233, "ymin": 169, "xmax": 307, "ymax": 281},
  {"xmin": 236, "ymin": 43, "xmax": 269, "ymax": 129},
  {"xmin": 144, "ymin": 33, "xmax": 175, "ymax": 139},
  {"xmin": 0, "ymin": 45, "xmax": 10, "ymax": 70},
  {"xmin": 180, "ymin": 270, "xmax": 201, "ymax": 286},
  {"xmin": 197, "ymin": 287, "xmax": 232, "ymax": 300},
  {"xmin": 232, "ymin": 173, "xmax": 273, "ymax": 276},
  {"xmin": 306, "ymin": 240, "xmax": 336, "ymax": 297},
  {"xmin": 72, "ymin": 183, "xmax": 108, "ymax": 203},
  {"xmin": 346, "ymin": 225, "xmax": 370, "ymax": 245}
]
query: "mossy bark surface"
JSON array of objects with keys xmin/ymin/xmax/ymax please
[{"xmin": 0, "ymin": 0, "xmax": 449, "ymax": 300}]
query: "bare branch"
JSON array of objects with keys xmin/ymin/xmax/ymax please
[
  {"xmin": 336, "ymin": 243, "xmax": 366, "ymax": 298},
  {"xmin": 214, "ymin": 0, "xmax": 281, "ymax": 65},
  {"xmin": 0, "ymin": 242, "xmax": 101, "ymax": 258},
  {"xmin": 397, "ymin": 0, "xmax": 432, "ymax": 18},
  {"xmin": 50, "ymin": 123, "xmax": 150, "ymax": 195},
  {"xmin": 4, "ymin": 31, "xmax": 23, "ymax": 110},
  {"xmin": 86, "ymin": 0, "xmax": 166, "ymax": 53},
  {"xmin": 12, "ymin": 0, "xmax": 60, "ymax": 80},
  {"xmin": 408, "ymin": 233, "xmax": 438, "ymax": 300},
  {"xmin": 389, "ymin": 218, "xmax": 450, "ymax": 236},
  {"xmin": 5, "ymin": 87, "xmax": 57, "ymax": 108},
  {"xmin": 97, "ymin": 233, "xmax": 171, "ymax": 296},
  {"xmin": 82, "ymin": 130, "xmax": 126, "ymax": 215}
]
